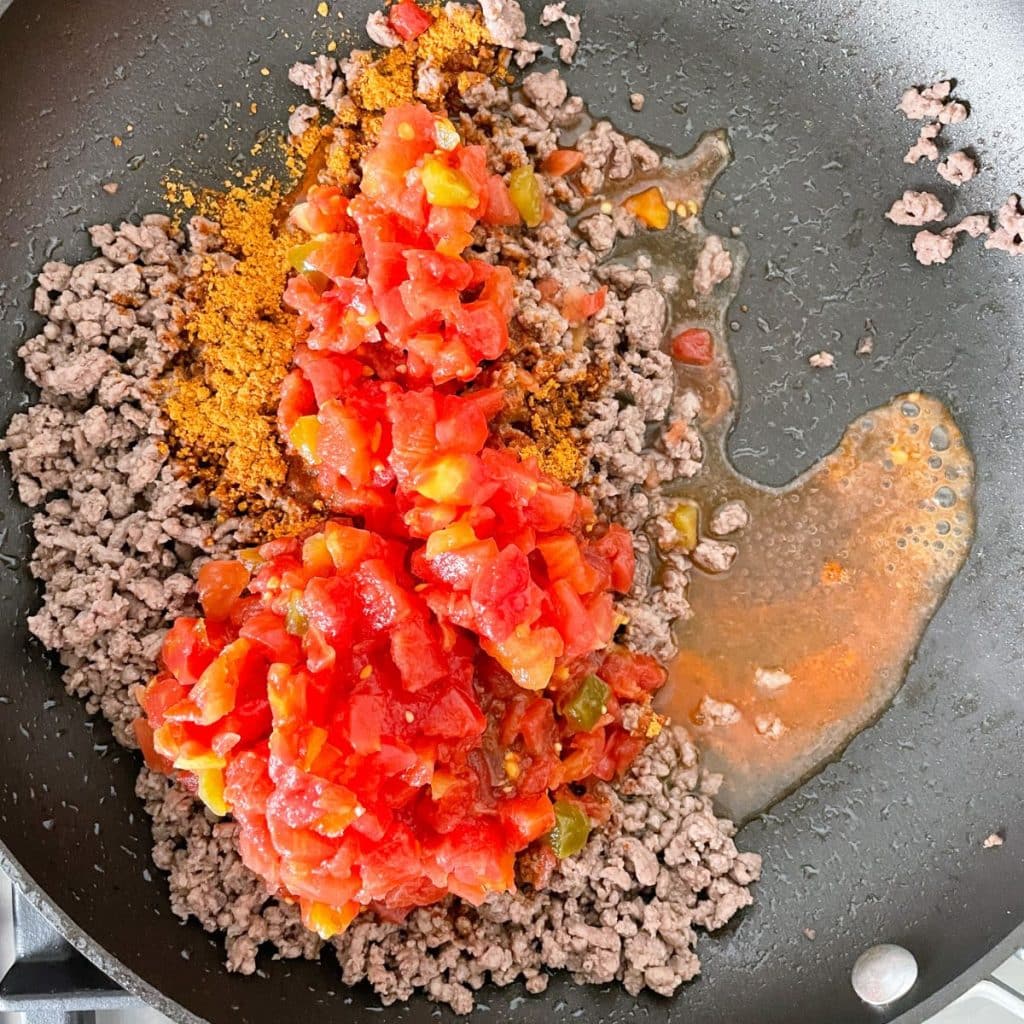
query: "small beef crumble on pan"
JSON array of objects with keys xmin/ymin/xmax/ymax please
[
  {"xmin": 888, "ymin": 78, "xmax": 1023, "ymax": 266},
  {"xmin": 2, "ymin": 0, "xmax": 759, "ymax": 1013}
]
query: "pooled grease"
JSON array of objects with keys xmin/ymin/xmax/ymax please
[
  {"xmin": 665, "ymin": 394, "xmax": 974, "ymax": 823},
  {"xmin": 603, "ymin": 129, "xmax": 976, "ymax": 823}
]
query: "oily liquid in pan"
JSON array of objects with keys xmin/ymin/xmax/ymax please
[{"xmin": 598, "ymin": 131, "xmax": 976, "ymax": 824}]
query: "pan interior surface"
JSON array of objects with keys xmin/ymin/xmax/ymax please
[{"xmin": 0, "ymin": 2, "xmax": 1021, "ymax": 1023}]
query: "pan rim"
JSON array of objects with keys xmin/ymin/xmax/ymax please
[
  {"xmin": 0, "ymin": 839, "xmax": 1020, "ymax": 1024},
  {"xmin": 0, "ymin": 1, "xmax": 1021, "ymax": 1021}
]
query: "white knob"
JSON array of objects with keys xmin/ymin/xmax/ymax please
[{"xmin": 851, "ymin": 944, "xmax": 918, "ymax": 1005}]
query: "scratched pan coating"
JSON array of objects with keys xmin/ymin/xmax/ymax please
[{"xmin": 0, "ymin": 1, "xmax": 1021, "ymax": 1022}]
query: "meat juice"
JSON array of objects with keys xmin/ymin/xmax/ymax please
[
  {"xmin": 664, "ymin": 389, "xmax": 974, "ymax": 823},
  {"xmin": 602, "ymin": 131, "xmax": 976, "ymax": 823}
]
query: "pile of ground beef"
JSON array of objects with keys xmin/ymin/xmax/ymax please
[
  {"xmin": 0, "ymin": 217, "xmax": 228, "ymax": 746},
  {"xmin": 138, "ymin": 724, "xmax": 757, "ymax": 1012},
  {"xmin": 2, "ymin": 9, "xmax": 758, "ymax": 1014}
]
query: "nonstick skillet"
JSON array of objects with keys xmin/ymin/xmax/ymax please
[{"xmin": 0, "ymin": 1, "xmax": 1021, "ymax": 1022}]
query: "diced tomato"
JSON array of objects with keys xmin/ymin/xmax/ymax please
[
  {"xmin": 164, "ymin": 637, "xmax": 254, "ymax": 726},
  {"xmin": 420, "ymin": 686, "xmax": 486, "ymax": 739},
  {"xmin": 482, "ymin": 625, "xmax": 563, "ymax": 692},
  {"xmin": 537, "ymin": 533, "xmax": 601, "ymax": 595},
  {"xmin": 239, "ymin": 609, "xmax": 303, "ymax": 664},
  {"xmin": 390, "ymin": 615, "xmax": 448, "ymax": 690},
  {"xmin": 434, "ymin": 389, "xmax": 502, "ymax": 453},
  {"xmin": 160, "ymin": 618, "xmax": 218, "ymax": 689},
  {"xmin": 291, "ymin": 350, "xmax": 357, "ymax": 408},
  {"xmin": 481, "ymin": 176, "xmax": 521, "ymax": 226},
  {"xmin": 548, "ymin": 578, "xmax": 601, "ymax": 658},
  {"xmin": 197, "ymin": 561, "xmax": 251, "ymax": 621},
  {"xmin": 598, "ymin": 648, "xmax": 667, "ymax": 702},
  {"xmin": 499, "ymin": 793, "xmax": 555, "ymax": 846},
  {"xmin": 469, "ymin": 544, "xmax": 539, "ymax": 642},
  {"xmin": 425, "ymin": 204, "xmax": 477, "ymax": 257},
  {"xmin": 402, "ymin": 249, "xmax": 473, "ymax": 320},
  {"xmin": 316, "ymin": 398, "xmax": 376, "ymax": 490},
  {"xmin": 591, "ymin": 524, "xmax": 636, "ymax": 593},
  {"xmin": 412, "ymin": 452, "xmax": 483, "ymax": 504},
  {"xmin": 541, "ymin": 149, "xmax": 584, "ymax": 177},
  {"xmin": 278, "ymin": 368, "xmax": 317, "ymax": 438},
  {"xmin": 525, "ymin": 481, "xmax": 577, "ymax": 533},
  {"xmin": 132, "ymin": 717, "xmax": 173, "ymax": 773},
  {"xmin": 388, "ymin": 0, "xmax": 435, "ymax": 40},
  {"xmin": 322, "ymin": 522, "xmax": 374, "ymax": 573},
  {"xmin": 670, "ymin": 327, "xmax": 714, "ymax": 366},
  {"xmin": 144, "ymin": 98, "xmax": 675, "ymax": 927},
  {"xmin": 561, "ymin": 285, "xmax": 607, "ymax": 325},
  {"xmin": 517, "ymin": 697, "xmax": 558, "ymax": 757},
  {"xmin": 290, "ymin": 186, "xmax": 352, "ymax": 236},
  {"xmin": 304, "ymin": 232, "xmax": 361, "ymax": 283}
]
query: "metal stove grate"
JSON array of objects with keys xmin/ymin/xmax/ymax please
[{"xmin": 0, "ymin": 887, "xmax": 148, "ymax": 1024}]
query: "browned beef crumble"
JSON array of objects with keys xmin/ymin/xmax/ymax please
[{"xmin": 3, "ymin": 17, "xmax": 758, "ymax": 1014}]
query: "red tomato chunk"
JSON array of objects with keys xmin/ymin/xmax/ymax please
[
  {"xmin": 388, "ymin": 0, "xmax": 434, "ymax": 40},
  {"xmin": 141, "ymin": 528, "xmax": 664, "ymax": 936},
  {"xmin": 670, "ymin": 327, "xmax": 714, "ymax": 366},
  {"xmin": 140, "ymin": 102, "xmax": 670, "ymax": 938}
]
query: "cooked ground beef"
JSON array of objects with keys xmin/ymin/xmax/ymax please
[
  {"xmin": 4, "ymin": 8, "xmax": 757, "ymax": 1015},
  {"xmin": 886, "ymin": 190, "xmax": 946, "ymax": 226},
  {"xmin": 904, "ymin": 121, "xmax": 941, "ymax": 164},
  {"xmin": 912, "ymin": 229, "xmax": 955, "ymax": 266},
  {"xmin": 539, "ymin": 1, "xmax": 581, "ymax": 64},
  {"xmin": 899, "ymin": 80, "xmax": 967, "ymax": 124},
  {"xmin": 985, "ymin": 194, "xmax": 1024, "ymax": 255},
  {"xmin": 709, "ymin": 501, "xmax": 749, "ymax": 537},
  {"xmin": 0, "ymin": 217, "xmax": 234, "ymax": 746},
  {"xmin": 137, "ymin": 725, "xmax": 759, "ymax": 1010},
  {"xmin": 754, "ymin": 714, "xmax": 785, "ymax": 739},
  {"xmin": 697, "ymin": 695, "xmax": 741, "ymax": 728},
  {"xmin": 477, "ymin": 0, "xmax": 540, "ymax": 64},
  {"xmin": 693, "ymin": 234, "xmax": 733, "ymax": 295},
  {"xmin": 691, "ymin": 538, "xmax": 738, "ymax": 574},
  {"xmin": 936, "ymin": 150, "xmax": 978, "ymax": 185},
  {"xmin": 948, "ymin": 214, "xmax": 990, "ymax": 239},
  {"xmin": 898, "ymin": 81, "xmax": 949, "ymax": 120}
]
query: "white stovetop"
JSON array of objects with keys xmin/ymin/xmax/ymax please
[{"xmin": 0, "ymin": 872, "xmax": 1020, "ymax": 1024}]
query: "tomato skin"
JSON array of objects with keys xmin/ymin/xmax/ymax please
[{"xmin": 671, "ymin": 327, "xmax": 714, "ymax": 365}]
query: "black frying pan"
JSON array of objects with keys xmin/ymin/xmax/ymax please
[{"xmin": 0, "ymin": 1, "xmax": 1021, "ymax": 1022}]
